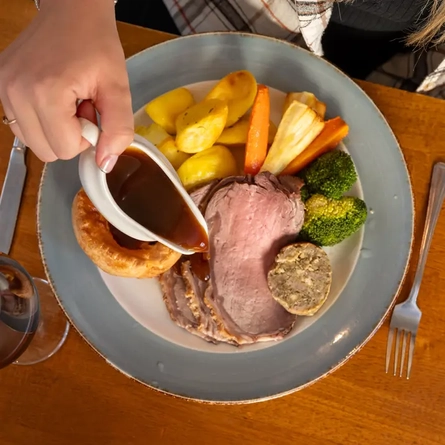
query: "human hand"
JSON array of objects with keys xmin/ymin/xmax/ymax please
[{"xmin": 0, "ymin": 0, "xmax": 133, "ymax": 172}]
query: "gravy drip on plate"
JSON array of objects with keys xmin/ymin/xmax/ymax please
[{"xmin": 106, "ymin": 148, "xmax": 208, "ymax": 252}]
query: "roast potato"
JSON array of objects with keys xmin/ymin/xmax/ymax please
[
  {"xmin": 157, "ymin": 137, "xmax": 190, "ymax": 170},
  {"xmin": 177, "ymin": 145, "xmax": 238, "ymax": 190},
  {"xmin": 135, "ymin": 123, "xmax": 170, "ymax": 147},
  {"xmin": 216, "ymin": 117, "xmax": 277, "ymax": 147},
  {"xmin": 145, "ymin": 87, "xmax": 195, "ymax": 134},
  {"xmin": 205, "ymin": 70, "xmax": 257, "ymax": 127},
  {"xmin": 175, "ymin": 99, "xmax": 228, "ymax": 153}
]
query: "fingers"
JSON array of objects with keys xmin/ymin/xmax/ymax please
[
  {"xmin": 0, "ymin": 95, "xmax": 57, "ymax": 162},
  {"xmin": 36, "ymin": 85, "xmax": 93, "ymax": 161},
  {"xmin": 94, "ymin": 79, "xmax": 134, "ymax": 173},
  {"xmin": 1, "ymin": 99, "xmax": 27, "ymax": 146},
  {"xmin": 1, "ymin": 80, "xmax": 133, "ymax": 168},
  {"xmin": 2, "ymin": 81, "xmax": 100, "ymax": 163},
  {"xmin": 1, "ymin": 64, "xmax": 133, "ymax": 168}
]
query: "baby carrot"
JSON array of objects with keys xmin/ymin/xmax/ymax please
[{"xmin": 244, "ymin": 84, "xmax": 270, "ymax": 175}]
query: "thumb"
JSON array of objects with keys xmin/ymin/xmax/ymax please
[{"xmin": 94, "ymin": 81, "xmax": 134, "ymax": 173}]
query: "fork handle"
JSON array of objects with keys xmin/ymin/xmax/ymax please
[{"xmin": 407, "ymin": 162, "xmax": 445, "ymax": 304}]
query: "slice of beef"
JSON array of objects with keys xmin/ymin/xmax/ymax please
[
  {"xmin": 204, "ymin": 172, "xmax": 302, "ymax": 341},
  {"xmin": 201, "ymin": 281, "xmax": 260, "ymax": 344},
  {"xmin": 159, "ymin": 267, "xmax": 216, "ymax": 343},
  {"xmin": 160, "ymin": 172, "xmax": 305, "ymax": 345},
  {"xmin": 277, "ymin": 175, "xmax": 304, "ymax": 195},
  {"xmin": 194, "ymin": 175, "xmax": 254, "ymax": 215},
  {"xmin": 189, "ymin": 180, "xmax": 219, "ymax": 208},
  {"xmin": 183, "ymin": 182, "xmax": 237, "ymax": 343},
  {"xmin": 181, "ymin": 261, "xmax": 238, "ymax": 344},
  {"xmin": 160, "ymin": 260, "xmax": 237, "ymax": 345},
  {"xmin": 159, "ymin": 267, "xmax": 197, "ymax": 329}
]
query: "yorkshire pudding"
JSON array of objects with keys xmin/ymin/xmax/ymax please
[{"xmin": 72, "ymin": 189, "xmax": 181, "ymax": 278}]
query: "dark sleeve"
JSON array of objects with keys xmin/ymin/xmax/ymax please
[
  {"xmin": 115, "ymin": 0, "xmax": 180, "ymax": 35},
  {"xmin": 321, "ymin": 0, "xmax": 424, "ymax": 79},
  {"xmin": 321, "ymin": 23, "xmax": 409, "ymax": 79}
]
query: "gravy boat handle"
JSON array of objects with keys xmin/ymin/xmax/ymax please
[
  {"xmin": 77, "ymin": 118, "xmax": 208, "ymax": 256},
  {"xmin": 78, "ymin": 118, "xmax": 180, "ymax": 180}
]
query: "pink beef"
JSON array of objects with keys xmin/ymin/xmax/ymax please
[
  {"xmin": 160, "ymin": 173, "xmax": 305, "ymax": 345},
  {"xmin": 204, "ymin": 172, "xmax": 303, "ymax": 341}
]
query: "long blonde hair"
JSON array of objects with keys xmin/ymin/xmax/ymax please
[{"xmin": 407, "ymin": 0, "xmax": 445, "ymax": 46}]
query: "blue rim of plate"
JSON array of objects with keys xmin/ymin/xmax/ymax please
[{"xmin": 37, "ymin": 32, "xmax": 414, "ymax": 404}]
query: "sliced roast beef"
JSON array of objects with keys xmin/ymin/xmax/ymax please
[
  {"xmin": 160, "ymin": 267, "xmax": 216, "ymax": 343},
  {"xmin": 189, "ymin": 180, "xmax": 219, "ymax": 208},
  {"xmin": 160, "ymin": 182, "xmax": 232, "ymax": 344},
  {"xmin": 277, "ymin": 175, "xmax": 304, "ymax": 195},
  {"xmin": 204, "ymin": 172, "xmax": 302, "ymax": 341},
  {"xmin": 181, "ymin": 261, "xmax": 238, "ymax": 344},
  {"xmin": 159, "ymin": 267, "xmax": 197, "ymax": 330},
  {"xmin": 160, "ymin": 172, "xmax": 305, "ymax": 345}
]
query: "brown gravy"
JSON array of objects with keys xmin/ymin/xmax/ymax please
[
  {"xmin": 106, "ymin": 148, "xmax": 208, "ymax": 252},
  {"xmin": 173, "ymin": 253, "xmax": 210, "ymax": 282},
  {"xmin": 189, "ymin": 253, "xmax": 210, "ymax": 282},
  {"xmin": 108, "ymin": 224, "xmax": 144, "ymax": 250}
]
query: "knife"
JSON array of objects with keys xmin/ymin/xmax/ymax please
[{"xmin": 0, "ymin": 137, "xmax": 27, "ymax": 255}]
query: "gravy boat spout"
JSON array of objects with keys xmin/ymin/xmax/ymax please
[{"xmin": 77, "ymin": 118, "xmax": 208, "ymax": 256}]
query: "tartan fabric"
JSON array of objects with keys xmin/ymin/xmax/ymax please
[{"xmin": 162, "ymin": 0, "xmax": 445, "ymax": 98}]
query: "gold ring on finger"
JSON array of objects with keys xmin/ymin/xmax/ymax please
[{"xmin": 2, "ymin": 115, "xmax": 18, "ymax": 126}]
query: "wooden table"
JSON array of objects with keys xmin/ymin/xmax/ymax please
[{"xmin": 2, "ymin": 2, "xmax": 445, "ymax": 445}]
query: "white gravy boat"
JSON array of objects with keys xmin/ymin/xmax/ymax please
[{"xmin": 77, "ymin": 118, "xmax": 208, "ymax": 256}]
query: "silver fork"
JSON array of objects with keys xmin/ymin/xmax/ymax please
[{"xmin": 386, "ymin": 161, "xmax": 445, "ymax": 379}]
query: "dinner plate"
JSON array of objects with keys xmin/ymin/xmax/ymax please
[{"xmin": 37, "ymin": 33, "xmax": 413, "ymax": 403}]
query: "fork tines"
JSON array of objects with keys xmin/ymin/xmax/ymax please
[{"xmin": 386, "ymin": 327, "xmax": 416, "ymax": 379}]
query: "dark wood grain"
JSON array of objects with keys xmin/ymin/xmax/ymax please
[{"xmin": 1, "ymin": 2, "xmax": 445, "ymax": 444}]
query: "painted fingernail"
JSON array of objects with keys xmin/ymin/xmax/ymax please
[{"xmin": 99, "ymin": 155, "xmax": 118, "ymax": 173}]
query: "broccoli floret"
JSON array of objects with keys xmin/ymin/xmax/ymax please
[
  {"xmin": 299, "ymin": 185, "xmax": 310, "ymax": 202},
  {"xmin": 299, "ymin": 150, "xmax": 357, "ymax": 199},
  {"xmin": 298, "ymin": 194, "xmax": 367, "ymax": 246}
]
